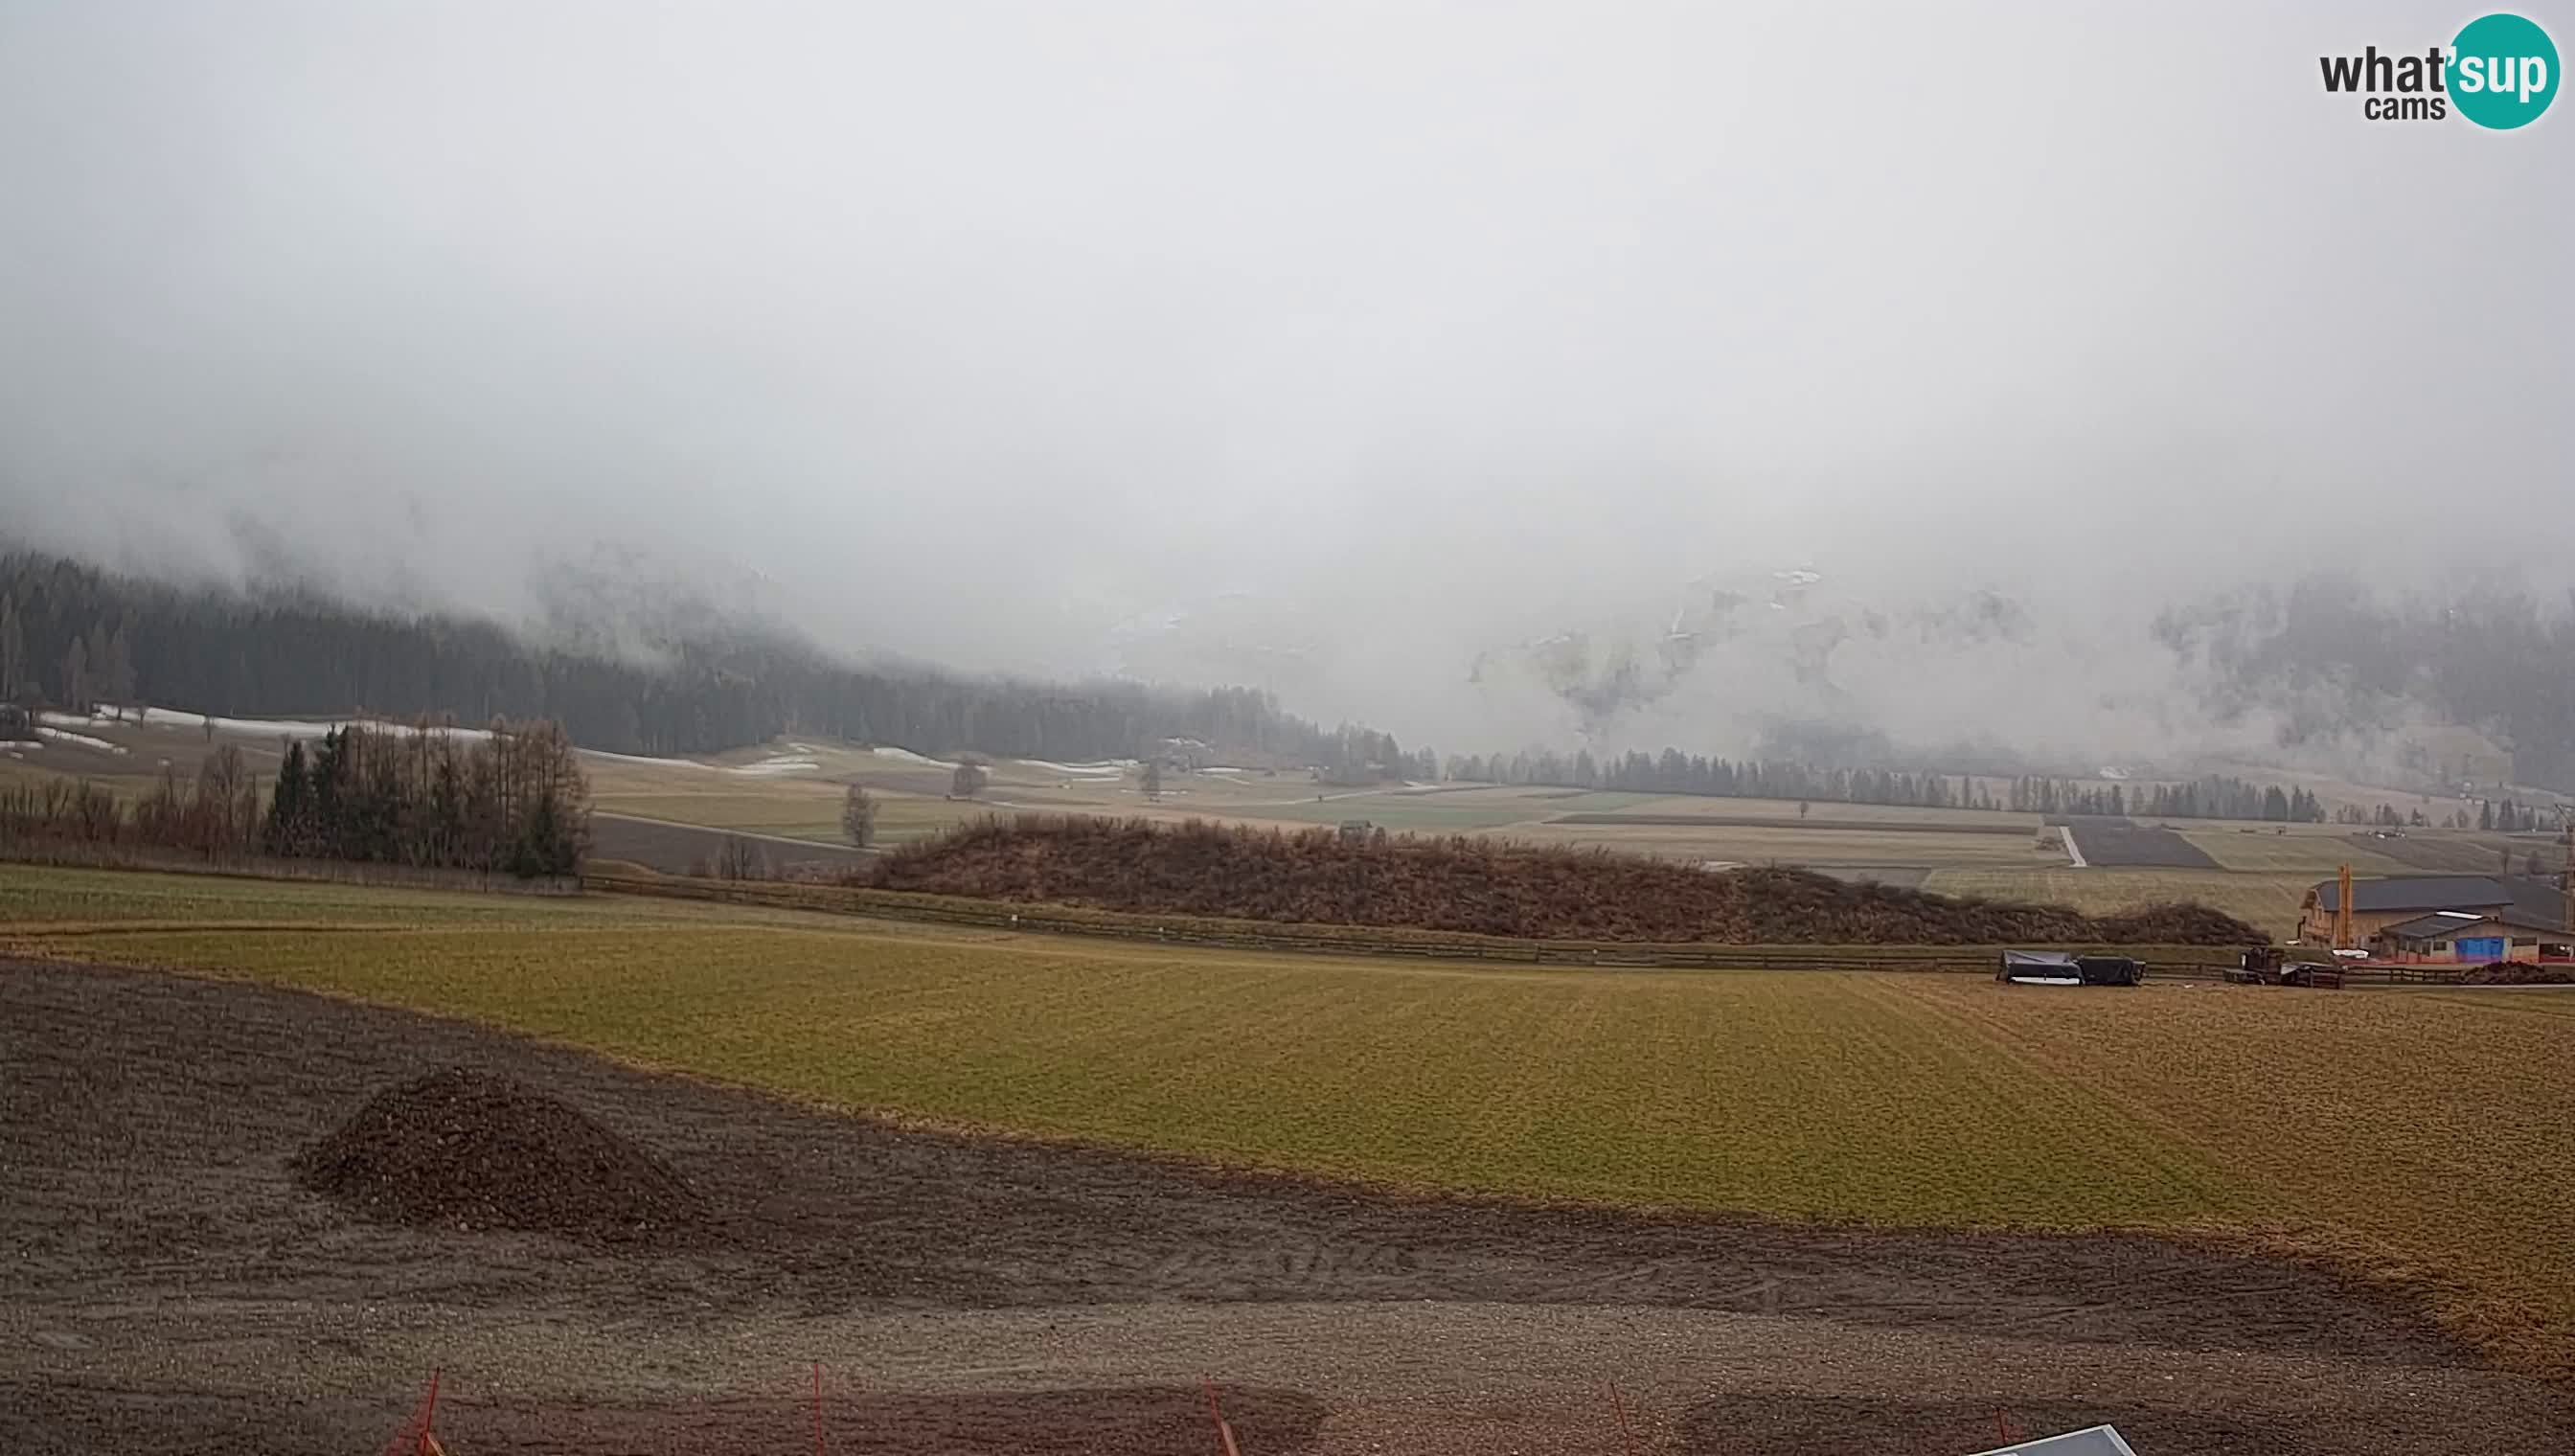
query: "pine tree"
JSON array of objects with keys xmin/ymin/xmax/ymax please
[
  {"xmin": 61, "ymin": 636, "xmax": 88, "ymax": 710},
  {"xmin": 102, "ymin": 626, "xmax": 137, "ymax": 709},
  {"xmin": 263, "ymin": 740, "xmax": 312, "ymax": 854},
  {"xmin": 0, "ymin": 593, "xmax": 21, "ymax": 699}
]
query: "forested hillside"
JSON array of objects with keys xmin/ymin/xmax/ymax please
[
  {"xmin": 0, "ymin": 548, "xmax": 1388, "ymax": 764},
  {"xmin": 2158, "ymin": 580, "xmax": 2575, "ymax": 792}
]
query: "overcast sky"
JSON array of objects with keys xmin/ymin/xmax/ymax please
[{"xmin": 1, "ymin": 2, "xmax": 2566, "ymax": 759}]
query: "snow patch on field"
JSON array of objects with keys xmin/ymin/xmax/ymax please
[
  {"xmin": 579, "ymin": 746, "xmax": 820, "ymax": 777},
  {"xmin": 589, "ymin": 740, "xmax": 969, "ymax": 777},
  {"xmin": 34, "ymin": 726, "xmax": 125, "ymax": 754},
  {"xmin": 90, "ymin": 704, "xmax": 491, "ymax": 742},
  {"xmin": 579, "ymin": 747, "xmax": 713, "ymax": 769},
  {"xmin": 867, "ymin": 746, "xmax": 959, "ymax": 769},
  {"xmin": 1019, "ymin": 758, "xmax": 1135, "ymax": 776}
]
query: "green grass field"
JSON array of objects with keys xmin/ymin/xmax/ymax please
[
  {"xmin": 0, "ymin": 866, "xmax": 2242, "ymax": 1226},
  {"xmin": 591, "ymin": 789, "xmax": 991, "ymax": 844},
  {"xmin": 10, "ymin": 863, "xmax": 2575, "ymax": 1375},
  {"xmin": 0, "ymin": 862, "xmax": 842, "ymax": 930},
  {"xmin": 1509, "ymin": 822, "xmax": 2057, "ymax": 869},
  {"xmin": 1210, "ymin": 789, "xmax": 1651, "ymax": 832},
  {"xmin": 2176, "ymin": 825, "xmax": 2412, "ymax": 876},
  {"xmin": 1922, "ymin": 866, "xmax": 2315, "ymax": 933}
]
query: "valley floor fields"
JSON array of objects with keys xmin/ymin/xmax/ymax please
[
  {"xmin": 6, "ymin": 864, "xmax": 2575, "ymax": 1454},
  {"xmin": 17, "ymin": 710, "xmax": 2570, "ymax": 940}
]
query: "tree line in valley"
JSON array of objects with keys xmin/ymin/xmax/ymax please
[
  {"xmin": 1440, "ymin": 747, "xmax": 2339, "ymax": 822},
  {"xmin": 0, "ymin": 719, "xmax": 589, "ymax": 877},
  {"xmin": 0, "ymin": 547, "xmax": 1379, "ymax": 765}
]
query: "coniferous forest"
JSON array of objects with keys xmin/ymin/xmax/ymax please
[
  {"xmin": 0, "ymin": 548, "xmax": 1363, "ymax": 763},
  {"xmin": 6, "ymin": 546, "xmax": 2562, "ymax": 823}
]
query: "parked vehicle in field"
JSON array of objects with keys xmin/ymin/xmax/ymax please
[{"xmin": 1997, "ymin": 951, "xmax": 2142, "ymax": 987}]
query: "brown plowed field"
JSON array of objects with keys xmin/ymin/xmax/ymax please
[
  {"xmin": 4, "ymin": 960, "xmax": 2566, "ymax": 1454},
  {"xmin": 2062, "ymin": 822, "xmax": 2221, "ymax": 870}
]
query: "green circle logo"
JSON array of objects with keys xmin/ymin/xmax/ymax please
[{"xmin": 2451, "ymin": 12, "xmax": 2559, "ymax": 128}]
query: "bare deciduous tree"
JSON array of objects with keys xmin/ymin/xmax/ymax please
[
  {"xmin": 190, "ymin": 744, "xmax": 259, "ymax": 858},
  {"xmin": 841, "ymin": 784, "xmax": 877, "ymax": 849},
  {"xmin": 714, "ymin": 833, "xmax": 771, "ymax": 880}
]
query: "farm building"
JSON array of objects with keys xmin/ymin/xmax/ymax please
[
  {"xmin": 2371, "ymin": 909, "xmax": 2572, "ymax": 963},
  {"xmin": 2297, "ymin": 874, "xmax": 2566, "ymax": 946}
]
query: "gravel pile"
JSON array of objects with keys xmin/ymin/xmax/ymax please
[{"xmin": 295, "ymin": 1067, "xmax": 708, "ymax": 1243}]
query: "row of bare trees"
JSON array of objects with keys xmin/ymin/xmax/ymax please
[{"xmin": 1, "ymin": 744, "xmax": 265, "ymax": 860}]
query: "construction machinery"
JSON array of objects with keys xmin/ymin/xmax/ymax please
[{"xmin": 2232, "ymin": 944, "xmax": 2341, "ymax": 987}]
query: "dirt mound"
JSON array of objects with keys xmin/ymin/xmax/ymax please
[
  {"xmin": 876, "ymin": 816, "xmax": 2267, "ymax": 945},
  {"xmin": 2091, "ymin": 901, "xmax": 2267, "ymax": 944},
  {"xmin": 2460, "ymin": 961, "xmax": 2575, "ymax": 986},
  {"xmin": 294, "ymin": 1067, "xmax": 708, "ymax": 1242}
]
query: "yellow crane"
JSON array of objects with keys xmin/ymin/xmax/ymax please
[{"xmin": 2336, "ymin": 862, "xmax": 2355, "ymax": 951}]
